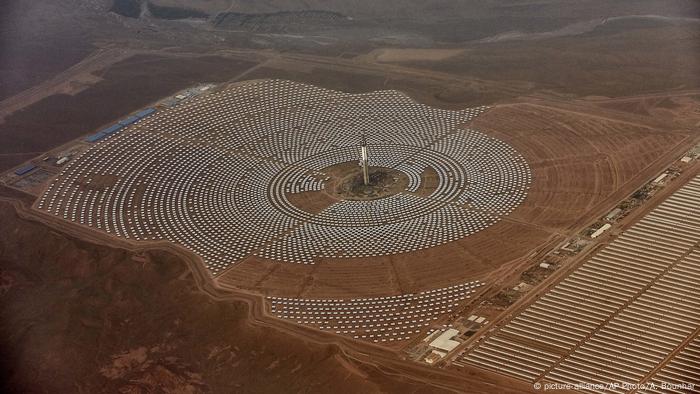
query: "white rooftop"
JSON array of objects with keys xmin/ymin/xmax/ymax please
[
  {"xmin": 429, "ymin": 328, "xmax": 460, "ymax": 352},
  {"xmin": 591, "ymin": 223, "xmax": 612, "ymax": 239},
  {"xmin": 653, "ymin": 173, "xmax": 668, "ymax": 183}
]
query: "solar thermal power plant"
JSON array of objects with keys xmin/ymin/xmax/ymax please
[
  {"xmin": 461, "ymin": 175, "xmax": 700, "ymax": 393},
  {"xmin": 4, "ymin": 2, "xmax": 700, "ymax": 392},
  {"xmin": 18, "ymin": 75, "xmax": 698, "ymax": 389},
  {"xmin": 28, "ymin": 79, "xmax": 539, "ymax": 346},
  {"xmin": 36, "ymin": 79, "xmax": 531, "ymax": 276}
]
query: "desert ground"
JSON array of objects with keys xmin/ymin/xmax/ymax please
[{"xmin": 1, "ymin": 0, "xmax": 699, "ymax": 392}]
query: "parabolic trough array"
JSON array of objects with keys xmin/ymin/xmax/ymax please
[
  {"xmin": 461, "ymin": 175, "xmax": 700, "ymax": 394},
  {"xmin": 36, "ymin": 80, "xmax": 531, "ymax": 276}
]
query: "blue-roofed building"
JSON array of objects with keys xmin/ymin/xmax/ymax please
[
  {"xmin": 118, "ymin": 115, "xmax": 140, "ymax": 126},
  {"xmin": 134, "ymin": 108, "xmax": 156, "ymax": 118},
  {"xmin": 85, "ymin": 133, "xmax": 106, "ymax": 143},
  {"xmin": 99, "ymin": 124, "xmax": 123, "ymax": 135},
  {"xmin": 14, "ymin": 164, "xmax": 36, "ymax": 176}
]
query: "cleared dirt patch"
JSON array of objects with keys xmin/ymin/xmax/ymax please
[{"xmin": 362, "ymin": 48, "xmax": 466, "ymax": 63}]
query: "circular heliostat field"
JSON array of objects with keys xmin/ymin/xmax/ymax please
[{"xmin": 37, "ymin": 80, "xmax": 531, "ymax": 275}]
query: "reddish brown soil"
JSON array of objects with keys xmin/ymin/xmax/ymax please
[
  {"xmin": 0, "ymin": 196, "xmax": 416, "ymax": 393},
  {"xmin": 474, "ymin": 102, "xmax": 693, "ymax": 230},
  {"xmin": 286, "ymin": 190, "xmax": 337, "ymax": 215},
  {"xmin": 0, "ymin": 189, "xmax": 534, "ymax": 393},
  {"xmin": 414, "ymin": 167, "xmax": 440, "ymax": 197}
]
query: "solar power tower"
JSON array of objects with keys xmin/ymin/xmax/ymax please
[{"xmin": 359, "ymin": 134, "xmax": 370, "ymax": 185}]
